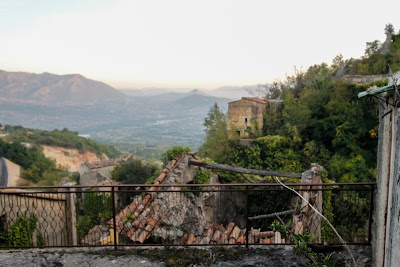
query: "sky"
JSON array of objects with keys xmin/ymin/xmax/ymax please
[{"xmin": 1, "ymin": 0, "xmax": 400, "ymax": 90}]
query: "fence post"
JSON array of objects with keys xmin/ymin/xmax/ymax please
[
  {"xmin": 111, "ymin": 186, "xmax": 118, "ymax": 250},
  {"xmin": 65, "ymin": 187, "xmax": 77, "ymax": 246},
  {"xmin": 245, "ymin": 185, "xmax": 249, "ymax": 249},
  {"xmin": 292, "ymin": 163, "xmax": 323, "ymax": 242}
]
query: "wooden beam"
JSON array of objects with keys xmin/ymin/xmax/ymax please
[
  {"xmin": 248, "ymin": 210, "xmax": 295, "ymax": 220},
  {"xmin": 188, "ymin": 158, "xmax": 301, "ymax": 178}
]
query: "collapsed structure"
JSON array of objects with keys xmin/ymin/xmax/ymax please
[{"xmin": 82, "ymin": 154, "xmax": 323, "ymax": 246}]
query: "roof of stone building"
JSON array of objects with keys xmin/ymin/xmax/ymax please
[
  {"xmin": 228, "ymin": 97, "xmax": 267, "ymax": 105},
  {"xmin": 83, "ymin": 154, "xmax": 140, "ymax": 170},
  {"xmin": 82, "ymin": 154, "xmax": 286, "ymax": 246},
  {"xmin": 109, "ymin": 191, "xmax": 278, "ymax": 245},
  {"xmin": 106, "ymin": 155, "xmax": 181, "ymax": 240}
]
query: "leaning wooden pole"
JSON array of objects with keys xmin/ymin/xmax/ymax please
[{"xmin": 188, "ymin": 158, "xmax": 302, "ymax": 178}]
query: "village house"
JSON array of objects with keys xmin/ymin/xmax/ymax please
[
  {"xmin": 79, "ymin": 154, "xmax": 139, "ymax": 187},
  {"xmin": 227, "ymin": 97, "xmax": 267, "ymax": 138}
]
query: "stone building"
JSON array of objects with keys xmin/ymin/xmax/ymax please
[
  {"xmin": 82, "ymin": 154, "xmax": 299, "ymax": 246},
  {"xmin": 79, "ymin": 154, "xmax": 139, "ymax": 187},
  {"xmin": 227, "ymin": 97, "xmax": 267, "ymax": 138}
]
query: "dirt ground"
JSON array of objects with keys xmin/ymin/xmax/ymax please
[
  {"xmin": 0, "ymin": 246, "xmax": 371, "ymax": 267},
  {"xmin": 41, "ymin": 145, "xmax": 106, "ymax": 172}
]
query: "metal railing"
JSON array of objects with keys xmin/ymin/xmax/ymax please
[{"xmin": 0, "ymin": 183, "xmax": 375, "ymax": 249}]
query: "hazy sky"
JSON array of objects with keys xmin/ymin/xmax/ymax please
[{"xmin": 1, "ymin": 0, "xmax": 399, "ymax": 90}]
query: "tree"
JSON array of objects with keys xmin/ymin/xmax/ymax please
[
  {"xmin": 111, "ymin": 159, "xmax": 151, "ymax": 184},
  {"xmin": 364, "ymin": 40, "xmax": 381, "ymax": 57},
  {"xmin": 111, "ymin": 159, "xmax": 155, "ymax": 206},
  {"xmin": 385, "ymin": 23, "xmax": 395, "ymax": 35},
  {"xmin": 198, "ymin": 103, "xmax": 234, "ymax": 163}
]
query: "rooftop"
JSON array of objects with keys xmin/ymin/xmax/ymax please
[{"xmin": 229, "ymin": 97, "xmax": 267, "ymax": 105}]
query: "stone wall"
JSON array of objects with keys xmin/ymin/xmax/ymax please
[
  {"xmin": 228, "ymin": 98, "xmax": 266, "ymax": 138},
  {"xmin": 80, "ymin": 166, "xmax": 114, "ymax": 186},
  {"xmin": 342, "ymin": 75, "xmax": 388, "ymax": 84},
  {"xmin": 79, "ymin": 154, "xmax": 139, "ymax": 187}
]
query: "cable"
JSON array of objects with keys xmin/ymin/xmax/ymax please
[{"xmin": 273, "ymin": 175, "xmax": 358, "ymax": 267}]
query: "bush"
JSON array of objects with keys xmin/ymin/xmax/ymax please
[{"xmin": 161, "ymin": 146, "xmax": 191, "ymax": 165}]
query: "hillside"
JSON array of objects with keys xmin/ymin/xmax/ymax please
[
  {"xmin": 41, "ymin": 145, "xmax": 107, "ymax": 172},
  {"xmin": 0, "ymin": 70, "xmax": 125, "ymax": 105},
  {"xmin": 0, "ymin": 72, "xmax": 231, "ymax": 156}
]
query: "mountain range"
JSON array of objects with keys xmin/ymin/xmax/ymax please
[
  {"xmin": 119, "ymin": 85, "xmax": 256, "ymax": 100},
  {"xmin": 0, "ymin": 70, "xmax": 254, "ymax": 155},
  {"xmin": 0, "ymin": 70, "xmax": 125, "ymax": 105}
]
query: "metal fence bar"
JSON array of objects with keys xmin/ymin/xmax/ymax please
[
  {"xmin": 0, "ymin": 183, "xmax": 375, "ymax": 249},
  {"xmin": 245, "ymin": 185, "xmax": 249, "ymax": 249},
  {"xmin": 368, "ymin": 183, "xmax": 375, "ymax": 243},
  {"xmin": 111, "ymin": 186, "xmax": 118, "ymax": 250}
]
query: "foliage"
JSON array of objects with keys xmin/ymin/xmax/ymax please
[
  {"xmin": 111, "ymin": 159, "xmax": 157, "ymax": 205},
  {"xmin": 198, "ymin": 103, "xmax": 236, "ymax": 164},
  {"xmin": 76, "ymin": 192, "xmax": 113, "ymax": 241},
  {"xmin": 228, "ymin": 55, "xmax": 383, "ymax": 182},
  {"xmin": 70, "ymin": 172, "xmax": 81, "ymax": 184},
  {"xmin": 293, "ymin": 233, "xmax": 313, "ymax": 254},
  {"xmin": 322, "ymin": 189, "xmax": 335, "ymax": 242},
  {"xmin": 294, "ymin": 233, "xmax": 338, "ymax": 267},
  {"xmin": 3, "ymin": 125, "xmax": 121, "ymax": 158},
  {"xmin": 0, "ymin": 138, "xmax": 62, "ymax": 183},
  {"xmin": 249, "ymin": 188, "xmax": 293, "ymax": 230},
  {"xmin": 0, "ymin": 213, "xmax": 44, "ymax": 247},
  {"xmin": 76, "ymin": 215, "xmax": 94, "ymax": 243},
  {"xmin": 1, "ymin": 125, "xmax": 121, "ymax": 184},
  {"xmin": 213, "ymin": 24, "xmax": 399, "ymax": 183},
  {"xmin": 112, "ymin": 159, "xmax": 152, "ymax": 185},
  {"xmin": 270, "ymin": 220, "xmax": 291, "ymax": 238},
  {"xmin": 331, "ymin": 191, "xmax": 370, "ymax": 241},
  {"xmin": 347, "ymin": 25, "xmax": 400, "ymax": 74},
  {"xmin": 161, "ymin": 145, "xmax": 191, "ymax": 165},
  {"xmin": 193, "ymin": 167, "xmax": 211, "ymax": 185},
  {"xmin": 233, "ymin": 135, "xmax": 302, "ymax": 173},
  {"xmin": 308, "ymin": 252, "xmax": 338, "ymax": 267}
]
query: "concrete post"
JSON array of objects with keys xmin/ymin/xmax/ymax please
[
  {"xmin": 383, "ymin": 100, "xmax": 400, "ymax": 267},
  {"xmin": 373, "ymin": 88, "xmax": 400, "ymax": 267}
]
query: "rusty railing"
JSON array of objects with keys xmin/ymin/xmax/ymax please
[{"xmin": 0, "ymin": 183, "xmax": 375, "ymax": 249}]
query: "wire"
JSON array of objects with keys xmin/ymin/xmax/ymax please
[{"xmin": 273, "ymin": 175, "xmax": 358, "ymax": 267}]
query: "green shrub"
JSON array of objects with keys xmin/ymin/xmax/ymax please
[
  {"xmin": 161, "ymin": 146, "xmax": 191, "ymax": 165},
  {"xmin": 0, "ymin": 213, "xmax": 44, "ymax": 247}
]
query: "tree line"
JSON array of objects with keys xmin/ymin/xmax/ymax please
[{"xmin": 198, "ymin": 24, "xmax": 400, "ymax": 183}]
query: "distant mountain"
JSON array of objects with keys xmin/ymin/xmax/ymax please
[
  {"xmin": 119, "ymin": 88, "xmax": 169, "ymax": 97},
  {"xmin": 119, "ymin": 86, "xmax": 257, "ymax": 101},
  {"xmin": 209, "ymin": 85, "xmax": 258, "ymax": 99},
  {"xmin": 127, "ymin": 88, "xmax": 229, "ymax": 110},
  {"xmin": 0, "ymin": 70, "xmax": 125, "ymax": 105},
  {"xmin": 0, "ymin": 70, "xmax": 231, "ymax": 155}
]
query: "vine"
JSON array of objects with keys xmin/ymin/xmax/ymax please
[{"xmin": 0, "ymin": 213, "xmax": 44, "ymax": 247}]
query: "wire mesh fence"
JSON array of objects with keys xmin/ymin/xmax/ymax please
[{"xmin": 0, "ymin": 183, "xmax": 374, "ymax": 249}]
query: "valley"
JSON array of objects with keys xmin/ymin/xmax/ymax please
[{"xmin": 0, "ymin": 70, "xmax": 253, "ymax": 158}]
